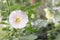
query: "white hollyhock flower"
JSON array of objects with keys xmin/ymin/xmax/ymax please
[{"xmin": 9, "ymin": 10, "xmax": 28, "ymax": 29}]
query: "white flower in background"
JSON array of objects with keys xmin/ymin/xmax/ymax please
[
  {"xmin": 3, "ymin": 0, "xmax": 7, "ymax": 3},
  {"xmin": 53, "ymin": 7, "xmax": 60, "ymax": 10},
  {"xmin": 44, "ymin": 8, "xmax": 54, "ymax": 20},
  {"xmin": 9, "ymin": 10, "xmax": 28, "ymax": 29},
  {"xmin": 31, "ymin": 14, "xmax": 35, "ymax": 18}
]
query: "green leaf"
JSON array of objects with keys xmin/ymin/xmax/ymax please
[
  {"xmin": 20, "ymin": 34, "xmax": 37, "ymax": 40},
  {"xmin": 55, "ymin": 33, "xmax": 60, "ymax": 40},
  {"xmin": 0, "ymin": 27, "xmax": 8, "ymax": 40}
]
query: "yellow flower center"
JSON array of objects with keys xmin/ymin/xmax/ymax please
[{"xmin": 15, "ymin": 17, "xmax": 21, "ymax": 23}]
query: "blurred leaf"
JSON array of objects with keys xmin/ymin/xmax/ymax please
[
  {"xmin": 55, "ymin": 33, "xmax": 60, "ymax": 40},
  {"xmin": 54, "ymin": 11, "xmax": 60, "ymax": 22},
  {"xmin": 0, "ymin": 27, "xmax": 8, "ymax": 40},
  {"xmin": 9, "ymin": 5, "xmax": 20, "ymax": 11},
  {"xmin": 25, "ymin": 27, "xmax": 36, "ymax": 33},
  {"xmin": 20, "ymin": 34, "xmax": 37, "ymax": 40}
]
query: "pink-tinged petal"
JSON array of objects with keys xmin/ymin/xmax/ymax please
[{"xmin": 9, "ymin": 10, "xmax": 28, "ymax": 29}]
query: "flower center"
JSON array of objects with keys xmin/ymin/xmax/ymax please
[{"xmin": 15, "ymin": 17, "xmax": 21, "ymax": 23}]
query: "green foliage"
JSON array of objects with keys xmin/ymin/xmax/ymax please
[{"xmin": 1, "ymin": 0, "xmax": 60, "ymax": 40}]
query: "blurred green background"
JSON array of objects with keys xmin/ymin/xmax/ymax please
[{"xmin": 0, "ymin": 0, "xmax": 60, "ymax": 40}]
